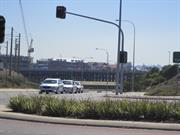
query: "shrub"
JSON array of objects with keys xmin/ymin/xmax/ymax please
[{"xmin": 8, "ymin": 95, "xmax": 180, "ymax": 122}]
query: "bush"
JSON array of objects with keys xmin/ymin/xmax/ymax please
[
  {"xmin": 8, "ymin": 95, "xmax": 44, "ymax": 114},
  {"xmin": 8, "ymin": 95, "xmax": 180, "ymax": 122},
  {"xmin": 0, "ymin": 70, "xmax": 38, "ymax": 88}
]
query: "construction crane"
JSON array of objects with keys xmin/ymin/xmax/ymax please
[
  {"xmin": 19, "ymin": 0, "xmax": 34, "ymax": 67},
  {"xmin": 28, "ymin": 39, "xmax": 34, "ymax": 64}
]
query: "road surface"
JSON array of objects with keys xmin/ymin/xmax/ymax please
[{"xmin": 0, "ymin": 118, "xmax": 179, "ymax": 135}]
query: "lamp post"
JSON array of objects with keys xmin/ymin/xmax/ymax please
[
  {"xmin": 96, "ymin": 48, "xmax": 109, "ymax": 91},
  {"xmin": 168, "ymin": 51, "xmax": 171, "ymax": 65},
  {"xmin": 116, "ymin": 19, "xmax": 136, "ymax": 92},
  {"xmin": 123, "ymin": 20, "xmax": 136, "ymax": 92}
]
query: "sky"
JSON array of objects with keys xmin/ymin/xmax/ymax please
[{"xmin": 0, "ymin": 0, "xmax": 179, "ymax": 66}]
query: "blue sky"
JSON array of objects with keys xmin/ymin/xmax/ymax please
[{"xmin": 0, "ymin": 0, "xmax": 179, "ymax": 66}]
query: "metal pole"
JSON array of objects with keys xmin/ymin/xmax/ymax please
[
  {"xmin": 14, "ymin": 38, "xmax": 18, "ymax": 72},
  {"xmin": 9, "ymin": 27, "xmax": 13, "ymax": 76},
  {"xmin": 106, "ymin": 50, "xmax": 109, "ymax": 92},
  {"xmin": 168, "ymin": 51, "xmax": 171, "ymax": 65},
  {"xmin": 120, "ymin": 29, "xmax": 124, "ymax": 94},
  {"xmin": 82, "ymin": 62, "xmax": 84, "ymax": 81},
  {"xmin": 132, "ymin": 22, "xmax": 136, "ymax": 92},
  {"xmin": 116, "ymin": 0, "xmax": 122, "ymax": 95},
  {"xmin": 124, "ymin": 20, "xmax": 136, "ymax": 92},
  {"xmin": 17, "ymin": 33, "xmax": 21, "ymax": 73},
  {"xmin": 116, "ymin": 20, "xmax": 136, "ymax": 92},
  {"xmin": 6, "ymin": 41, "xmax": 8, "ymax": 86},
  {"xmin": 6, "ymin": 41, "xmax": 8, "ymax": 57}
]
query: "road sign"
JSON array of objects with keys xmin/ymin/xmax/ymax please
[{"xmin": 173, "ymin": 52, "xmax": 180, "ymax": 63}]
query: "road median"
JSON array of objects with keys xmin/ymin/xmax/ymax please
[{"xmin": 0, "ymin": 105, "xmax": 180, "ymax": 131}]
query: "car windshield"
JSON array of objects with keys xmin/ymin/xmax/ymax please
[
  {"xmin": 43, "ymin": 80, "xmax": 57, "ymax": 84},
  {"xmin": 63, "ymin": 81, "xmax": 72, "ymax": 85}
]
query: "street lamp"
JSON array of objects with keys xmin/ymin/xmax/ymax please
[
  {"xmin": 116, "ymin": 19, "xmax": 136, "ymax": 92},
  {"xmin": 124, "ymin": 20, "xmax": 136, "ymax": 92},
  {"xmin": 96, "ymin": 48, "xmax": 109, "ymax": 90},
  {"xmin": 168, "ymin": 51, "xmax": 171, "ymax": 65}
]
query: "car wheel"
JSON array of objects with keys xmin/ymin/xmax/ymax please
[
  {"xmin": 77, "ymin": 89, "xmax": 80, "ymax": 93},
  {"xmin": 70, "ymin": 88, "xmax": 74, "ymax": 94},
  {"xmin": 39, "ymin": 91, "xmax": 43, "ymax": 94},
  {"xmin": 55, "ymin": 87, "xmax": 60, "ymax": 94},
  {"xmin": 55, "ymin": 91, "xmax": 58, "ymax": 94},
  {"xmin": 74, "ymin": 89, "xmax": 77, "ymax": 94}
]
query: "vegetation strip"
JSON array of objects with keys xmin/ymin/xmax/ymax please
[
  {"xmin": 8, "ymin": 95, "xmax": 180, "ymax": 123},
  {"xmin": 105, "ymin": 95, "xmax": 180, "ymax": 101}
]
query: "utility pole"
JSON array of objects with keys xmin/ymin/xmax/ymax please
[
  {"xmin": 6, "ymin": 41, "xmax": 8, "ymax": 57},
  {"xmin": 9, "ymin": 27, "xmax": 13, "ymax": 76},
  {"xmin": 14, "ymin": 38, "xmax": 18, "ymax": 72},
  {"xmin": 17, "ymin": 33, "xmax": 21, "ymax": 73},
  {"xmin": 5, "ymin": 41, "xmax": 8, "ymax": 86}
]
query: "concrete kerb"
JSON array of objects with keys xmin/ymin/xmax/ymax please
[{"xmin": 0, "ymin": 106, "xmax": 180, "ymax": 131}]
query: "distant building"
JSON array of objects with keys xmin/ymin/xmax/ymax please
[
  {"xmin": 33, "ymin": 58, "xmax": 91, "ymax": 71},
  {"xmin": 0, "ymin": 54, "xmax": 29, "ymax": 71},
  {"xmin": 0, "ymin": 54, "xmax": 133, "ymax": 73}
]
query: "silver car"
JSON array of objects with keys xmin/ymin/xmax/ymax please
[
  {"xmin": 74, "ymin": 81, "xmax": 84, "ymax": 93},
  {"xmin": 63, "ymin": 80, "xmax": 77, "ymax": 93},
  {"xmin": 39, "ymin": 78, "xmax": 64, "ymax": 94}
]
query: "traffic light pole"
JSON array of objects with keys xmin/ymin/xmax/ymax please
[{"xmin": 65, "ymin": 11, "xmax": 125, "ymax": 94}]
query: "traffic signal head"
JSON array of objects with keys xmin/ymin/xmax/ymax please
[
  {"xmin": 56, "ymin": 6, "xmax": 66, "ymax": 19},
  {"xmin": 0, "ymin": 15, "xmax": 5, "ymax": 43},
  {"xmin": 119, "ymin": 51, "xmax": 128, "ymax": 63}
]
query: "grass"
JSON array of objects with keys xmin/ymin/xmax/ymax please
[
  {"xmin": 146, "ymin": 87, "xmax": 180, "ymax": 96},
  {"xmin": 8, "ymin": 95, "xmax": 180, "ymax": 123},
  {"xmin": 146, "ymin": 74, "xmax": 180, "ymax": 96},
  {"xmin": 0, "ymin": 70, "xmax": 38, "ymax": 88}
]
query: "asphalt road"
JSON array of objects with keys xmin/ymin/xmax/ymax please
[
  {"xmin": 0, "ymin": 89, "xmax": 108, "ymax": 105},
  {"xmin": 1, "ymin": 89, "xmax": 179, "ymax": 106},
  {"xmin": 0, "ymin": 118, "xmax": 180, "ymax": 135}
]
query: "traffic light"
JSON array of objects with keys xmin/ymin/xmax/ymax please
[
  {"xmin": 119, "ymin": 51, "xmax": 128, "ymax": 63},
  {"xmin": 173, "ymin": 52, "xmax": 180, "ymax": 63},
  {"xmin": 56, "ymin": 6, "xmax": 66, "ymax": 19},
  {"xmin": 0, "ymin": 15, "xmax": 5, "ymax": 43}
]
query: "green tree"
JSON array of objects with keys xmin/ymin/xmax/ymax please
[{"xmin": 160, "ymin": 65, "xmax": 178, "ymax": 80}]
